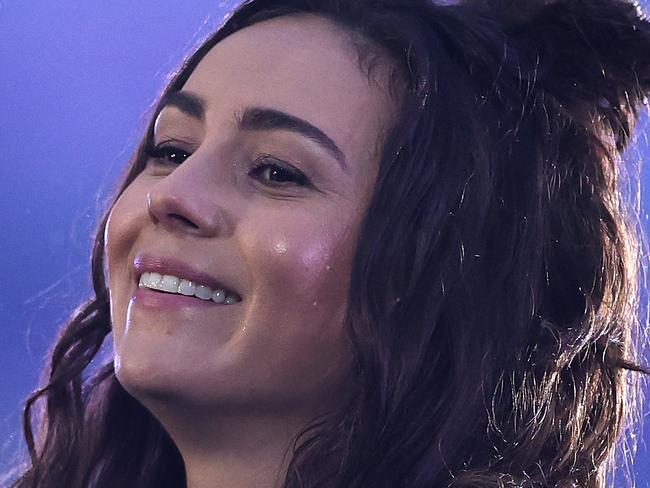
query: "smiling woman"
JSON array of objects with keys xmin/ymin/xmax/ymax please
[
  {"xmin": 103, "ymin": 17, "xmax": 391, "ymax": 488},
  {"xmin": 5, "ymin": 0, "xmax": 650, "ymax": 487}
]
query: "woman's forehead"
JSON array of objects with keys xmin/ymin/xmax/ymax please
[{"xmin": 177, "ymin": 14, "xmax": 399, "ymax": 169}]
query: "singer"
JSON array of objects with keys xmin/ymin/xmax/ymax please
[{"xmin": 7, "ymin": 0, "xmax": 650, "ymax": 487}]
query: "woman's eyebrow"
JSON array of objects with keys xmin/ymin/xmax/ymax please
[
  {"xmin": 159, "ymin": 90, "xmax": 348, "ymax": 173},
  {"xmin": 236, "ymin": 106, "xmax": 348, "ymax": 172},
  {"xmin": 160, "ymin": 90, "xmax": 206, "ymax": 120}
]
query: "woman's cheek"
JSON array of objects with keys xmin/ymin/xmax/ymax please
[
  {"xmin": 240, "ymin": 210, "xmax": 357, "ymax": 307},
  {"xmin": 235, "ymin": 215, "xmax": 356, "ymax": 403},
  {"xmin": 104, "ymin": 182, "xmax": 148, "ymax": 330},
  {"xmin": 105, "ymin": 182, "xmax": 146, "ymax": 264}
]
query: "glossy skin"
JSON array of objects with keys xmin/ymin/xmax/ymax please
[{"xmin": 104, "ymin": 13, "xmax": 398, "ymax": 488}]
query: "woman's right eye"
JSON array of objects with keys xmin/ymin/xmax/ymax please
[{"xmin": 144, "ymin": 143, "xmax": 191, "ymax": 165}]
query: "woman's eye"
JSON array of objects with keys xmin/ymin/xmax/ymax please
[
  {"xmin": 249, "ymin": 157, "xmax": 311, "ymax": 188},
  {"xmin": 144, "ymin": 144, "xmax": 311, "ymax": 189},
  {"xmin": 144, "ymin": 143, "xmax": 191, "ymax": 165}
]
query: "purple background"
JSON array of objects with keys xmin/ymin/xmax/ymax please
[{"xmin": 0, "ymin": 1, "xmax": 648, "ymax": 485}]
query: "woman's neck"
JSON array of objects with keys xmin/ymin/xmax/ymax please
[{"xmin": 150, "ymin": 401, "xmax": 320, "ymax": 488}]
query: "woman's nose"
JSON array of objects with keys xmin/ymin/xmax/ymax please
[{"xmin": 145, "ymin": 165, "xmax": 230, "ymax": 238}]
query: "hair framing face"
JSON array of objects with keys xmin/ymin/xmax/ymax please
[{"xmin": 7, "ymin": 0, "xmax": 650, "ymax": 487}]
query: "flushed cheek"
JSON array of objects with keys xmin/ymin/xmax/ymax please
[
  {"xmin": 234, "ymin": 217, "xmax": 357, "ymax": 403},
  {"xmin": 243, "ymin": 217, "xmax": 357, "ymax": 307},
  {"xmin": 236, "ymin": 211, "xmax": 358, "ymax": 351}
]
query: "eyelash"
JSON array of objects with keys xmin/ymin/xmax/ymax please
[{"xmin": 143, "ymin": 142, "xmax": 312, "ymax": 188}]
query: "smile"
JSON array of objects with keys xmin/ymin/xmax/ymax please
[{"xmin": 138, "ymin": 272, "xmax": 242, "ymax": 304}]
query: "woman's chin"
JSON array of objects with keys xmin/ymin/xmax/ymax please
[{"xmin": 114, "ymin": 352, "xmax": 185, "ymax": 402}]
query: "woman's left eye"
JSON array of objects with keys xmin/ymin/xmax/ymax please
[
  {"xmin": 248, "ymin": 156, "xmax": 311, "ymax": 188},
  {"xmin": 144, "ymin": 143, "xmax": 191, "ymax": 165}
]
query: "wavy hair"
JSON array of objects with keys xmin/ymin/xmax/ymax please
[{"xmin": 5, "ymin": 0, "xmax": 650, "ymax": 486}]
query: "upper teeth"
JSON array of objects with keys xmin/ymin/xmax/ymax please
[{"xmin": 139, "ymin": 272, "xmax": 241, "ymax": 304}]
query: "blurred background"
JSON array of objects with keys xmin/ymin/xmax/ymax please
[{"xmin": 0, "ymin": 0, "xmax": 649, "ymax": 485}]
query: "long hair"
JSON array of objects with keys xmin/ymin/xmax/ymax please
[{"xmin": 5, "ymin": 0, "xmax": 650, "ymax": 486}]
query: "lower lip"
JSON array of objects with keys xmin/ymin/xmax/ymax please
[{"xmin": 132, "ymin": 286, "xmax": 230, "ymax": 310}]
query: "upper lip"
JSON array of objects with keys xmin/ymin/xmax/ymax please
[{"xmin": 133, "ymin": 253, "xmax": 241, "ymax": 296}]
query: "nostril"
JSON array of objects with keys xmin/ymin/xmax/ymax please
[{"xmin": 169, "ymin": 213, "xmax": 199, "ymax": 229}]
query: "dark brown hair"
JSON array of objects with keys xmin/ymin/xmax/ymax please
[{"xmin": 5, "ymin": 0, "xmax": 650, "ymax": 486}]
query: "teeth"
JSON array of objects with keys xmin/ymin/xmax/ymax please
[
  {"xmin": 194, "ymin": 284, "xmax": 212, "ymax": 301},
  {"xmin": 160, "ymin": 275, "xmax": 179, "ymax": 293},
  {"xmin": 211, "ymin": 289, "xmax": 226, "ymax": 304},
  {"xmin": 138, "ymin": 272, "xmax": 241, "ymax": 304},
  {"xmin": 148, "ymin": 272, "xmax": 162, "ymax": 287},
  {"xmin": 178, "ymin": 279, "xmax": 197, "ymax": 296}
]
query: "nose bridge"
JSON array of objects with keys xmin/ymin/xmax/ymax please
[{"xmin": 146, "ymin": 146, "xmax": 235, "ymax": 237}]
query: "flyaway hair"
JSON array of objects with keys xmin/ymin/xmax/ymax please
[
  {"xmin": 4, "ymin": 0, "xmax": 650, "ymax": 487},
  {"xmin": 474, "ymin": 0, "xmax": 650, "ymax": 149}
]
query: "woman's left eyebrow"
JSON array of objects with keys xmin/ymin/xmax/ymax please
[
  {"xmin": 159, "ymin": 90, "xmax": 348, "ymax": 173},
  {"xmin": 236, "ymin": 106, "xmax": 348, "ymax": 172}
]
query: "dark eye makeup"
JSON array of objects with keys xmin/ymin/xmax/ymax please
[
  {"xmin": 144, "ymin": 143, "xmax": 191, "ymax": 166},
  {"xmin": 143, "ymin": 141, "xmax": 313, "ymax": 188}
]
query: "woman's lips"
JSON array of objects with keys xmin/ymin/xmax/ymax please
[{"xmin": 133, "ymin": 253, "xmax": 241, "ymax": 298}]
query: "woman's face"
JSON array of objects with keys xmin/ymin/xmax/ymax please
[{"xmin": 104, "ymin": 14, "xmax": 397, "ymax": 416}]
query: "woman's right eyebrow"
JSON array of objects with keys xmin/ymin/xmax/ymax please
[{"xmin": 159, "ymin": 91, "xmax": 206, "ymax": 120}]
